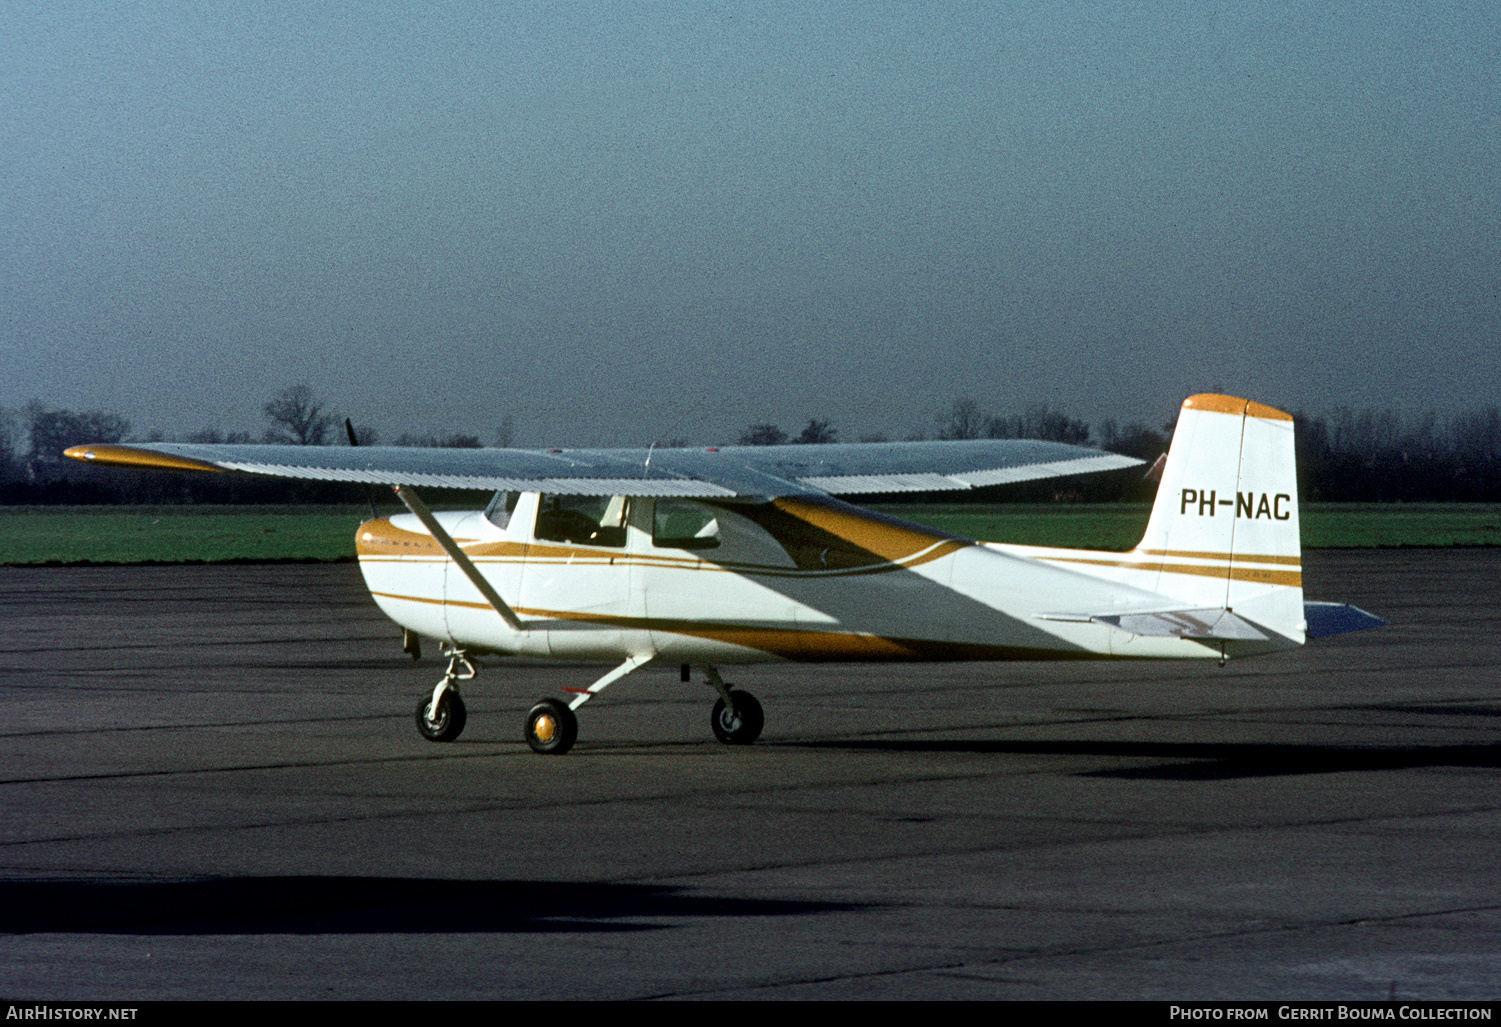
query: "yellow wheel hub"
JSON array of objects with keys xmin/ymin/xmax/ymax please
[{"xmin": 533, "ymin": 714, "xmax": 556, "ymax": 743}]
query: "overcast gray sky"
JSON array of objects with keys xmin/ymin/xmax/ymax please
[{"xmin": 3, "ymin": 1, "xmax": 1497, "ymax": 447}]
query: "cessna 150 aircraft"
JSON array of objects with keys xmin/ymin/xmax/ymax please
[{"xmin": 67, "ymin": 393, "xmax": 1382, "ymax": 755}]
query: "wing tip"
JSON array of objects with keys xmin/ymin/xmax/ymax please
[{"xmin": 63, "ymin": 444, "xmax": 226, "ymax": 474}]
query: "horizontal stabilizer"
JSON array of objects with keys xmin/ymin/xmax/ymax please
[
  {"xmin": 1094, "ymin": 608, "xmax": 1272, "ymax": 641},
  {"xmin": 1303, "ymin": 602, "xmax": 1388, "ymax": 639},
  {"xmin": 1038, "ymin": 608, "xmax": 1273, "ymax": 641}
]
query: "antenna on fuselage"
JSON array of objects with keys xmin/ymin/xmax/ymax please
[{"xmin": 643, "ymin": 398, "xmax": 705, "ymax": 479}]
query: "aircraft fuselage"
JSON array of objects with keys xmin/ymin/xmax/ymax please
[{"xmin": 356, "ymin": 492, "xmax": 1300, "ymax": 668}]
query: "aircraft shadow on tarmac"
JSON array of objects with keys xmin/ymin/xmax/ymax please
[
  {"xmin": 0, "ymin": 878, "xmax": 869, "ymax": 936},
  {"xmin": 785, "ymin": 738, "xmax": 1501, "ymax": 781}
]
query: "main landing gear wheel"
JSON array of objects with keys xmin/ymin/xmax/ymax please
[
  {"xmin": 711, "ymin": 689, "xmax": 764, "ymax": 745},
  {"xmin": 525, "ymin": 698, "xmax": 578, "ymax": 755},
  {"xmin": 415, "ymin": 692, "xmax": 467, "ymax": 742}
]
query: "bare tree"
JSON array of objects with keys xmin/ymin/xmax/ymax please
[
  {"xmin": 1099, "ymin": 419, "xmax": 1168, "ymax": 462},
  {"xmin": 0, "ymin": 408, "xmax": 18, "ymax": 480},
  {"xmin": 1453, "ymin": 407, "xmax": 1501, "ymax": 462},
  {"xmin": 494, "ymin": 415, "xmax": 516, "ymax": 448},
  {"xmin": 25, "ymin": 402, "xmax": 131, "ymax": 473},
  {"xmin": 987, "ymin": 405, "xmax": 1092, "ymax": 445},
  {"xmin": 738, "ymin": 423, "xmax": 788, "ymax": 446},
  {"xmin": 937, "ymin": 399, "xmax": 986, "ymax": 440},
  {"xmin": 263, "ymin": 385, "xmax": 336, "ymax": 445},
  {"xmin": 393, "ymin": 431, "xmax": 483, "ymax": 448},
  {"xmin": 795, "ymin": 419, "xmax": 838, "ymax": 444}
]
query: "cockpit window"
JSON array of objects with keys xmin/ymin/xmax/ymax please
[
  {"xmin": 652, "ymin": 499, "xmax": 721, "ymax": 550},
  {"xmin": 535, "ymin": 494, "xmax": 628, "ymax": 547}
]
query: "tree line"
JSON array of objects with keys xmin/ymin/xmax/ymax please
[{"xmin": 3, "ymin": 388, "xmax": 1499, "ymax": 504}]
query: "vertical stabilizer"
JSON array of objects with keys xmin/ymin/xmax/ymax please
[{"xmin": 1134, "ymin": 394, "xmax": 1304, "ymax": 641}]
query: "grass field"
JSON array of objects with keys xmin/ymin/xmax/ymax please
[
  {"xmin": 0, "ymin": 506, "xmax": 370, "ymax": 564},
  {"xmin": 2, "ymin": 502, "xmax": 1499, "ymax": 565}
]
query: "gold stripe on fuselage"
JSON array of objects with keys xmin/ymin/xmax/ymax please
[
  {"xmin": 1132, "ymin": 547, "xmax": 1303, "ymax": 566},
  {"xmin": 365, "ymin": 590, "xmax": 1108, "ymax": 663},
  {"xmin": 1038, "ymin": 554, "xmax": 1302, "ymax": 588},
  {"xmin": 363, "ymin": 538, "xmax": 968, "ymax": 579},
  {"xmin": 357, "ymin": 512, "xmax": 971, "ymax": 580}
]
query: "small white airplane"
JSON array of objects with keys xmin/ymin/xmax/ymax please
[{"xmin": 68, "ymin": 394, "xmax": 1382, "ymax": 754}]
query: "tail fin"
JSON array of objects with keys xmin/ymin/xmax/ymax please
[{"xmin": 1134, "ymin": 394, "xmax": 1304, "ymax": 641}]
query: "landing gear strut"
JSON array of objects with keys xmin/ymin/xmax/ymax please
[
  {"xmin": 520, "ymin": 654, "xmax": 651, "ymax": 755},
  {"xmin": 414, "ymin": 648, "xmax": 473, "ymax": 743}
]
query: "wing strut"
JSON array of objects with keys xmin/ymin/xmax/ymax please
[{"xmin": 393, "ymin": 484, "xmax": 527, "ymax": 633}]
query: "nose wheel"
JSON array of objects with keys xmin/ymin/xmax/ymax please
[
  {"xmin": 711, "ymin": 689, "xmax": 763, "ymax": 745},
  {"xmin": 525, "ymin": 698, "xmax": 578, "ymax": 755},
  {"xmin": 414, "ymin": 648, "xmax": 475, "ymax": 743},
  {"xmin": 415, "ymin": 692, "xmax": 467, "ymax": 742}
]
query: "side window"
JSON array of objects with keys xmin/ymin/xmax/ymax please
[
  {"xmin": 652, "ymin": 499, "xmax": 721, "ymax": 550},
  {"xmin": 484, "ymin": 491, "xmax": 519, "ymax": 529},
  {"xmin": 535, "ymin": 494, "xmax": 628, "ymax": 547}
]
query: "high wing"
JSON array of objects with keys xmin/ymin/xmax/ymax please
[{"xmin": 65, "ymin": 438, "xmax": 1142, "ymax": 498}]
